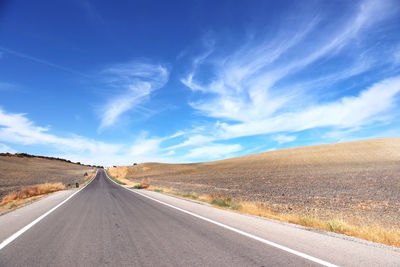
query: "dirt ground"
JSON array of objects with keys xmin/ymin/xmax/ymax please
[
  {"xmin": 0, "ymin": 155, "xmax": 95, "ymax": 200},
  {"xmin": 118, "ymin": 138, "xmax": 400, "ymax": 228}
]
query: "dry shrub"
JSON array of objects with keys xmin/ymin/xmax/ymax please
[
  {"xmin": 0, "ymin": 183, "xmax": 66, "ymax": 205},
  {"xmin": 140, "ymin": 179, "xmax": 150, "ymax": 189}
]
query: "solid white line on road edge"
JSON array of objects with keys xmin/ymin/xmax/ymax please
[
  {"xmin": 0, "ymin": 170, "xmax": 99, "ymax": 251},
  {"xmin": 104, "ymin": 171, "xmax": 338, "ymax": 267}
]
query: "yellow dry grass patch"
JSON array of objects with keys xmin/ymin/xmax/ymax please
[
  {"xmin": 139, "ymin": 178, "xmax": 150, "ymax": 189},
  {"xmin": 236, "ymin": 202, "xmax": 400, "ymax": 247},
  {"xmin": 107, "ymin": 167, "xmax": 139, "ymax": 187},
  {"xmin": 149, "ymin": 186, "xmax": 400, "ymax": 248},
  {"xmin": 108, "ymin": 166, "xmax": 128, "ymax": 178},
  {"xmin": 0, "ymin": 182, "xmax": 66, "ymax": 206}
]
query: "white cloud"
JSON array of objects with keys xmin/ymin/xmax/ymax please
[
  {"xmin": 0, "ymin": 108, "xmax": 183, "ymax": 165},
  {"xmin": 128, "ymin": 136, "xmax": 162, "ymax": 158},
  {"xmin": 272, "ymin": 135, "xmax": 296, "ymax": 144},
  {"xmin": 184, "ymin": 143, "xmax": 242, "ymax": 161},
  {"xmin": 168, "ymin": 131, "xmax": 185, "ymax": 139},
  {"xmin": 0, "ymin": 108, "xmax": 120, "ymax": 154},
  {"xmin": 0, "ymin": 143, "xmax": 16, "ymax": 153},
  {"xmin": 167, "ymin": 134, "xmax": 214, "ymax": 149},
  {"xmin": 0, "ymin": 108, "xmax": 126, "ymax": 165},
  {"xmin": 177, "ymin": 0, "xmax": 399, "ymax": 147},
  {"xmin": 99, "ymin": 62, "xmax": 169, "ymax": 129},
  {"xmin": 216, "ymin": 76, "xmax": 400, "ymax": 139},
  {"xmin": 182, "ymin": 0, "xmax": 394, "ymax": 125},
  {"xmin": 2, "ymin": 1, "xmax": 398, "ymax": 166}
]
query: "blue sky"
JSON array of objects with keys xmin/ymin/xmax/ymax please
[{"xmin": 0, "ymin": 0, "xmax": 399, "ymax": 166}]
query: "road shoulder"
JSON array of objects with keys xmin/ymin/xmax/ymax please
[
  {"xmin": 0, "ymin": 189, "xmax": 76, "ymax": 243},
  {"xmin": 133, "ymin": 188, "xmax": 400, "ymax": 267}
]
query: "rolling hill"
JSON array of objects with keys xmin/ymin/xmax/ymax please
[
  {"xmin": 111, "ymin": 138, "xmax": 400, "ymax": 228},
  {"xmin": 0, "ymin": 154, "xmax": 95, "ymax": 200}
]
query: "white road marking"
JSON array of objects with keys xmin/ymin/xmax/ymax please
[
  {"xmin": 0, "ymin": 170, "xmax": 98, "ymax": 250},
  {"xmin": 105, "ymin": 171, "xmax": 338, "ymax": 267}
]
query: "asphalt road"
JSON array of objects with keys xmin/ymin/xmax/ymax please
[{"xmin": 0, "ymin": 170, "xmax": 325, "ymax": 266}]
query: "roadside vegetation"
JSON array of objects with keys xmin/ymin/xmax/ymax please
[
  {"xmin": 0, "ymin": 183, "xmax": 66, "ymax": 213},
  {"xmin": 0, "ymin": 170, "xmax": 96, "ymax": 214},
  {"xmin": 71, "ymin": 171, "xmax": 96, "ymax": 188},
  {"xmin": 107, "ymin": 168, "xmax": 150, "ymax": 189},
  {"xmin": 106, "ymin": 167, "xmax": 139, "ymax": 187},
  {"xmin": 106, "ymin": 172, "xmax": 127, "ymax": 185},
  {"xmin": 0, "ymin": 183, "xmax": 66, "ymax": 206},
  {"xmin": 131, "ymin": 179, "xmax": 150, "ymax": 189},
  {"xmin": 141, "ymin": 185, "xmax": 400, "ymax": 248}
]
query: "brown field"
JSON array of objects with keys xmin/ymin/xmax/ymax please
[
  {"xmin": 111, "ymin": 138, "xmax": 400, "ymax": 245},
  {"xmin": 0, "ymin": 154, "xmax": 95, "ymax": 201}
]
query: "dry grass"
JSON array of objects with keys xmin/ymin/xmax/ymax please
[
  {"xmin": 0, "ymin": 170, "xmax": 97, "ymax": 215},
  {"xmin": 148, "ymin": 185, "xmax": 400, "ymax": 248},
  {"xmin": 0, "ymin": 154, "xmax": 94, "ymax": 200},
  {"xmin": 107, "ymin": 167, "xmax": 138, "ymax": 187},
  {"xmin": 0, "ymin": 183, "xmax": 66, "ymax": 205},
  {"xmin": 108, "ymin": 168, "xmax": 150, "ymax": 189},
  {"xmin": 139, "ymin": 178, "xmax": 150, "ymax": 189},
  {"xmin": 0, "ymin": 195, "xmax": 43, "ymax": 214},
  {"xmin": 235, "ymin": 201, "xmax": 400, "ymax": 247}
]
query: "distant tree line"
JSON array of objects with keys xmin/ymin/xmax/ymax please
[{"xmin": 0, "ymin": 152, "xmax": 103, "ymax": 168}]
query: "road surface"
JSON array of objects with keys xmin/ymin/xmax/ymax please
[{"xmin": 0, "ymin": 170, "xmax": 398, "ymax": 266}]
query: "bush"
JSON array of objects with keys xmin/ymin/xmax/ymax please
[
  {"xmin": 140, "ymin": 179, "xmax": 150, "ymax": 189},
  {"xmin": 131, "ymin": 179, "xmax": 150, "ymax": 189},
  {"xmin": 210, "ymin": 196, "xmax": 240, "ymax": 210}
]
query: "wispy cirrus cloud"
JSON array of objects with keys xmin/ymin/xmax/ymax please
[
  {"xmin": 99, "ymin": 61, "xmax": 169, "ymax": 130},
  {"xmin": 0, "ymin": 46, "xmax": 88, "ymax": 77},
  {"xmin": 167, "ymin": 134, "xmax": 214, "ymax": 150},
  {"xmin": 2, "ymin": 0, "xmax": 399, "ymax": 165},
  {"xmin": 178, "ymin": 0, "xmax": 400, "ymax": 147},
  {"xmin": 183, "ymin": 0, "xmax": 395, "ymax": 122},
  {"xmin": 0, "ymin": 82, "xmax": 18, "ymax": 92},
  {"xmin": 215, "ymin": 76, "xmax": 400, "ymax": 139}
]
